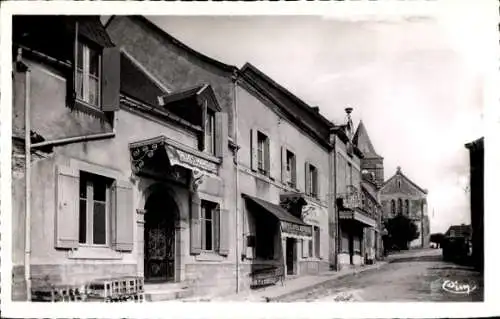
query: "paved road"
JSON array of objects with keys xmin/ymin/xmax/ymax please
[{"xmin": 278, "ymin": 249, "xmax": 483, "ymax": 302}]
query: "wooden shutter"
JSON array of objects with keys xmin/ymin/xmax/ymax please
[
  {"xmin": 250, "ymin": 129, "xmax": 258, "ymax": 171},
  {"xmin": 218, "ymin": 208, "xmax": 230, "ymax": 256},
  {"xmin": 55, "ymin": 165, "xmax": 79, "ymax": 249},
  {"xmin": 264, "ymin": 136, "xmax": 270, "ymax": 175},
  {"xmin": 304, "ymin": 162, "xmax": 310, "ymax": 195},
  {"xmin": 101, "ymin": 47, "xmax": 121, "ymax": 112},
  {"xmin": 215, "ymin": 112, "xmax": 228, "ymax": 158},
  {"xmin": 190, "ymin": 195, "xmax": 202, "ymax": 255},
  {"xmin": 112, "ymin": 179, "xmax": 133, "ymax": 252}
]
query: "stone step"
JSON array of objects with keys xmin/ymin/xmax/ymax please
[{"xmin": 144, "ymin": 283, "xmax": 193, "ymax": 302}]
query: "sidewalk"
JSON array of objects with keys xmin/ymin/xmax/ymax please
[{"xmin": 183, "ymin": 260, "xmax": 388, "ymax": 302}]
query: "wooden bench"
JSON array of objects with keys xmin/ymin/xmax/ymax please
[{"xmin": 250, "ymin": 265, "xmax": 285, "ymax": 288}]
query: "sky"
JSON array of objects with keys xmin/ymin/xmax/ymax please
[{"xmin": 141, "ymin": 6, "xmax": 488, "ymax": 234}]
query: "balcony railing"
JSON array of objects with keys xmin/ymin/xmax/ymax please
[{"xmin": 338, "ymin": 185, "xmax": 362, "ymax": 209}]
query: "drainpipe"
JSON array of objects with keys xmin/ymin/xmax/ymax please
[
  {"xmin": 232, "ymin": 70, "xmax": 240, "ymax": 293},
  {"xmin": 17, "ymin": 51, "xmax": 33, "ymax": 301},
  {"xmin": 331, "ymin": 135, "xmax": 339, "ymax": 271},
  {"xmin": 31, "ymin": 131, "xmax": 116, "ymax": 150}
]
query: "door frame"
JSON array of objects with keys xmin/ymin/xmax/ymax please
[{"xmin": 143, "ymin": 185, "xmax": 180, "ymax": 283}]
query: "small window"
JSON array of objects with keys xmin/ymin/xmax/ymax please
[
  {"xmin": 79, "ymin": 172, "xmax": 112, "ymax": 246},
  {"xmin": 205, "ymin": 110, "xmax": 216, "ymax": 155},
  {"xmin": 398, "ymin": 198, "xmax": 403, "ymax": 214},
  {"xmin": 307, "ymin": 164, "xmax": 319, "ymax": 198},
  {"xmin": 286, "ymin": 150, "xmax": 296, "ymax": 188},
  {"xmin": 200, "ymin": 200, "xmax": 218, "ymax": 251},
  {"xmin": 257, "ymin": 131, "xmax": 269, "ymax": 175},
  {"xmin": 76, "ymin": 41, "xmax": 101, "ymax": 109},
  {"xmin": 391, "ymin": 200, "xmax": 396, "ymax": 215},
  {"xmin": 405, "ymin": 199, "xmax": 410, "ymax": 215}
]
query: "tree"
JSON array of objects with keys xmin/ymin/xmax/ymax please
[{"xmin": 384, "ymin": 214, "xmax": 420, "ymax": 250}]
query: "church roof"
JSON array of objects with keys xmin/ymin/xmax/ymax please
[
  {"xmin": 382, "ymin": 167, "xmax": 428, "ymax": 195},
  {"xmin": 353, "ymin": 120, "xmax": 382, "ymax": 159}
]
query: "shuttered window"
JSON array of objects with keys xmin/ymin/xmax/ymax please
[
  {"xmin": 68, "ymin": 21, "xmax": 120, "ymax": 113},
  {"xmin": 200, "ymin": 200, "xmax": 217, "ymax": 251},
  {"xmin": 283, "ymin": 149, "xmax": 296, "ymax": 188},
  {"xmin": 305, "ymin": 163, "xmax": 319, "ymax": 198},
  {"xmin": 78, "ymin": 172, "xmax": 112, "ymax": 246},
  {"xmin": 55, "ymin": 165, "xmax": 134, "ymax": 252},
  {"xmin": 76, "ymin": 41, "xmax": 101, "ymax": 109},
  {"xmin": 256, "ymin": 132, "xmax": 269, "ymax": 175}
]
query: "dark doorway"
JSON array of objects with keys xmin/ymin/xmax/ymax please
[
  {"xmin": 286, "ymin": 238, "xmax": 295, "ymax": 275},
  {"xmin": 144, "ymin": 188, "xmax": 178, "ymax": 283}
]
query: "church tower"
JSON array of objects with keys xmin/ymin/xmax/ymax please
[{"xmin": 353, "ymin": 120, "xmax": 384, "ymax": 187}]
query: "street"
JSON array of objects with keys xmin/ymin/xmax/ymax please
[{"xmin": 277, "ymin": 249, "xmax": 483, "ymax": 302}]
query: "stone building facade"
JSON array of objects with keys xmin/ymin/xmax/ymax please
[
  {"xmin": 379, "ymin": 167, "xmax": 430, "ymax": 248},
  {"xmin": 12, "ymin": 15, "xmax": 236, "ymax": 301},
  {"xmin": 11, "ymin": 15, "xmax": 388, "ymax": 301},
  {"xmin": 236, "ymin": 63, "xmax": 333, "ymax": 288}
]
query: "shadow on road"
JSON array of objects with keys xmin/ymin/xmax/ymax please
[{"xmin": 389, "ymin": 255, "xmax": 443, "ymax": 263}]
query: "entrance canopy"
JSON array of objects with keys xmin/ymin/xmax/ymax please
[
  {"xmin": 130, "ymin": 135, "xmax": 219, "ymax": 177},
  {"xmin": 243, "ymin": 194, "xmax": 312, "ymax": 239},
  {"xmin": 339, "ymin": 210, "xmax": 377, "ymax": 228}
]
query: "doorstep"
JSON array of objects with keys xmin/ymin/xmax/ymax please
[{"xmin": 144, "ymin": 282, "xmax": 194, "ymax": 302}]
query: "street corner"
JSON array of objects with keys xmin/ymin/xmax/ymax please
[{"xmin": 430, "ymin": 276, "xmax": 483, "ymax": 301}]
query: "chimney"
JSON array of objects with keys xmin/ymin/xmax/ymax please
[{"xmin": 312, "ymin": 106, "xmax": 320, "ymax": 113}]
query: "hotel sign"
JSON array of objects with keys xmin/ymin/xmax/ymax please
[{"xmin": 281, "ymin": 221, "xmax": 313, "ymax": 237}]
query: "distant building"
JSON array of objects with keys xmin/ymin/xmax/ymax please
[
  {"xmin": 379, "ymin": 167, "xmax": 430, "ymax": 248},
  {"xmin": 465, "ymin": 137, "xmax": 484, "ymax": 272}
]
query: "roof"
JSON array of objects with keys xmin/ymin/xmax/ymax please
[
  {"xmin": 353, "ymin": 120, "xmax": 382, "ymax": 159},
  {"xmin": 77, "ymin": 16, "xmax": 115, "ymax": 47},
  {"xmin": 242, "ymin": 194, "xmax": 308, "ymax": 227},
  {"xmin": 120, "ymin": 52, "xmax": 167, "ymax": 106},
  {"xmin": 465, "ymin": 137, "xmax": 484, "ymax": 150},
  {"xmin": 382, "ymin": 167, "xmax": 428, "ymax": 195},
  {"xmin": 240, "ymin": 63, "xmax": 333, "ymax": 129},
  {"xmin": 107, "ymin": 15, "xmax": 237, "ymax": 74},
  {"xmin": 445, "ymin": 224, "xmax": 472, "ymax": 238}
]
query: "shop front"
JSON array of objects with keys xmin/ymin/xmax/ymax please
[{"xmin": 242, "ymin": 194, "xmax": 312, "ymax": 288}]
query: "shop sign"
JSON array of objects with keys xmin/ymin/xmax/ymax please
[{"xmin": 281, "ymin": 221, "xmax": 312, "ymax": 237}]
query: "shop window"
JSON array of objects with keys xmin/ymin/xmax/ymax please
[
  {"xmin": 257, "ymin": 131, "xmax": 270, "ymax": 175},
  {"xmin": 286, "ymin": 150, "xmax": 296, "ymax": 188},
  {"xmin": 200, "ymin": 200, "xmax": 218, "ymax": 251},
  {"xmin": 79, "ymin": 172, "xmax": 113, "ymax": 246},
  {"xmin": 308, "ymin": 239, "xmax": 313, "ymax": 257},
  {"xmin": 204, "ymin": 109, "xmax": 216, "ymax": 156},
  {"xmin": 76, "ymin": 41, "xmax": 101, "ymax": 109},
  {"xmin": 353, "ymin": 236, "xmax": 361, "ymax": 255}
]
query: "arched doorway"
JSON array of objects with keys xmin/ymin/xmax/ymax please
[{"xmin": 144, "ymin": 187, "xmax": 179, "ymax": 283}]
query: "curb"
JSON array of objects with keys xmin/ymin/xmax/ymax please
[{"xmin": 267, "ymin": 262, "xmax": 388, "ymax": 302}]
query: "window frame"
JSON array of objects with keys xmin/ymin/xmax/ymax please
[
  {"xmin": 286, "ymin": 149, "xmax": 296, "ymax": 188},
  {"xmin": 204, "ymin": 109, "xmax": 216, "ymax": 156},
  {"xmin": 256, "ymin": 131, "xmax": 269, "ymax": 175},
  {"xmin": 78, "ymin": 171, "xmax": 112, "ymax": 248},
  {"xmin": 307, "ymin": 163, "xmax": 319, "ymax": 198},
  {"xmin": 75, "ymin": 39, "xmax": 102, "ymax": 110},
  {"xmin": 200, "ymin": 200, "xmax": 217, "ymax": 252},
  {"xmin": 314, "ymin": 226, "xmax": 320, "ymax": 258}
]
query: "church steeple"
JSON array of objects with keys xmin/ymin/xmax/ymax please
[{"xmin": 354, "ymin": 120, "xmax": 384, "ymax": 187}]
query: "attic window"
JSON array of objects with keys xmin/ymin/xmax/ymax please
[{"xmin": 397, "ymin": 179, "xmax": 401, "ymax": 188}]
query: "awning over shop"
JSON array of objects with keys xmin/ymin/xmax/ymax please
[
  {"xmin": 243, "ymin": 194, "xmax": 313, "ymax": 239},
  {"xmin": 339, "ymin": 209, "xmax": 377, "ymax": 228}
]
